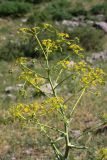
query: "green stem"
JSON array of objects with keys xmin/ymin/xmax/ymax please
[
  {"xmin": 38, "ymin": 122, "xmax": 66, "ymax": 135},
  {"xmin": 37, "ymin": 122, "xmax": 63, "ymax": 159},
  {"xmin": 70, "ymin": 87, "xmax": 86, "ymax": 117},
  {"xmin": 34, "ymin": 33, "xmax": 71, "ymax": 160},
  {"xmin": 54, "ymin": 73, "xmax": 73, "ymax": 90},
  {"xmin": 21, "ymin": 63, "xmax": 47, "ymax": 80},
  {"xmin": 64, "ymin": 124, "xmax": 70, "ymax": 159},
  {"xmin": 34, "ymin": 34, "xmax": 47, "ymax": 60}
]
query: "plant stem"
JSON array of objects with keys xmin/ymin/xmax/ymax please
[
  {"xmin": 70, "ymin": 87, "xmax": 86, "ymax": 117},
  {"xmin": 64, "ymin": 124, "xmax": 70, "ymax": 159}
]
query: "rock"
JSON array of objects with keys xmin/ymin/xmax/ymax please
[
  {"xmin": 11, "ymin": 157, "xmax": 16, "ymax": 160},
  {"xmin": 21, "ymin": 18, "xmax": 27, "ymax": 23},
  {"xmin": 40, "ymin": 82, "xmax": 58, "ymax": 95},
  {"xmin": 87, "ymin": 50, "xmax": 107, "ymax": 62},
  {"xmin": 93, "ymin": 21, "xmax": 107, "ymax": 33},
  {"xmin": 86, "ymin": 20, "xmax": 94, "ymax": 26},
  {"xmin": 5, "ymin": 86, "xmax": 16, "ymax": 94},
  {"xmin": 23, "ymin": 148, "xmax": 33, "ymax": 155},
  {"xmin": 62, "ymin": 20, "xmax": 80, "ymax": 27},
  {"xmin": 95, "ymin": 14, "xmax": 105, "ymax": 21},
  {"xmin": 40, "ymin": 83, "xmax": 53, "ymax": 94},
  {"xmin": 16, "ymin": 83, "xmax": 24, "ymax": 90}
]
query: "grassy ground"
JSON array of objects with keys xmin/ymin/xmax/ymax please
[{"xmin": 0, "ymin": 0, "xmax": 107, "ymax": 159}]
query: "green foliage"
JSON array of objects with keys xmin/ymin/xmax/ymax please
[
  {"xmin": 0, "ymin": 37, "xmax": 41, "ymax": 61},
  {"xmin": 0, "ymin": 39, "xmax": 24, "ymax": 61},
  {"xmin": 0, "ymin": 0, "xmax": 52, "ymax": 4},
  {"xmin": 27, "ymin": 0, "xmax": 87, "ymax": 23},
  {"xmin": 0, "ymin": 1, "xmax": 32, "ymax": 17},
  {"xmin": 69, "ymin": 3, "xmax": 87, "ymax": 17},
  {"xmin": 90, "ymin": 2, "xmax": 107, "ymax": 15},
  {"xmin": 71, "ymin": 27, "xmax": 104, "ymax": 52}
]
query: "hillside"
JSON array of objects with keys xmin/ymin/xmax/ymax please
[{"xmin": 0, "ymin": 0, "xmax": 107, "ymax": 160}]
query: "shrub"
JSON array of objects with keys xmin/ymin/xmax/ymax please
[
  {"xmin": 0, "ymin": 36, "xmax": 42, "ymax": 61},
  {"xmin": 0, "ymin": 0, "xmax": 52, "ymax": 4},
  {"xmin": 70, "ymin": 27, "xmax": 104, "ymax": 52},
  {"xmin": 70, "ymin": 3, "xmax": 87, "ymax": 16},
  {"xmin": 27, "ymin": 0, "xmax": 73, "ymax": 22},
  {"xmin": 0, "ymin": 39, "xmax": 24, "ymax": 61},
  {"xmin": 27, "ymin": 0, "xmax": 87, "ymax": 24},
  {"xmin": 0, "ymin": 1, "xmax": 31, "ymax": 17},
  {"xmin": 90, "ymin": 2, "xmax": 107, "ymax": 15}
]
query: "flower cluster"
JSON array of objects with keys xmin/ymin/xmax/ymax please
[
  {"xmin": 19, "ymin": 71, "xmax": 45, "ymax": 86},
  {"xmin": 58, "ymin": 60, "xmax": 71, "ymax": 69},
  {"xmin": 10, "ymin": 96, "xmax": 65, "ymax": 121},
  {"xmin": 42, "ymin": 39, "xmax": 58, "ymax": 54},
  {"xmin": 16, "ymin": 57, "xmax": 29, "ymax": 65},
  {"xmin": 19, "ymin": 28, "xmax": 31, "ymax": 33},
  {"xmin": 10, "ymin": 102, "xmax": 45, "ymax": 120},
  {"xmin": 44, "ymin": 97, "xmax": 64, "ymax": 110},
  {"xmin": 98, "ymin": 148, "xmax": 107, "ymax": 159},
  {"xmin": 81, "ymin": 68, "xmax": 105, "ymax": 87},
  {"xmin": 69, "ymin": 44, "xmax": 84, "ymax": 55},
  {"xmin": 57, "ymin": 32, "xmax": 69, "ymax": 39},
  {"xmin": 58, "ymin": 59, "xmax": 105, "ymax": 88},
  {"xmin": 73, "ymin": 61, "xmax": 87, "ymax": 73}
]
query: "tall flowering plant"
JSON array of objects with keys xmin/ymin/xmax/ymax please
[{"xmin": 10, "ymin": 24, "xmax": 106, "ymax": 159}]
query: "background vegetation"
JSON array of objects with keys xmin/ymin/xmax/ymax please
[{"xmin": 0, "ymin": 0, "xmax": 107, "ymax": 159}]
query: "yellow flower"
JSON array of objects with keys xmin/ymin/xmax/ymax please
[
  {"xmin": 81, "ymin": 67, "xmax": 105, "ymax": 87},
  {"xmin": 42, "ymin": 39, "xmax": 58, "ymax": 53},
  {"xmin": 16, "ymin": 57, "xmax": 29, "ymax": 64},
  {"xmin": 19, "ymin": 28, "xmax": 31, "ymax": 33},
  {"xmin": 69, "ymin": 44, "xmax": 83, "ymax": 54},
  {"xmin": 58, "ymin": 32, "xmax": 69, "ymax": 39},
  {"xmin": 44, "ymin": 97, "xmax": 64, "ymax": 111},
  {"xmin": 58, "ymin": 60, "xmax": 70, "ymax": 69},
  {"xmin": 43, "ymin": 23, "xmax": 52, "ymax": 29},
  {"xmin": 19, "ymin": 71, "xmax": 45, "ymax": 86},
  {"xmin": 98, "ymin": 148, "xmax": 107, "ymax": 159},
  {"xmin": 74, "ymin": 61, "xmax": 87, "ymax": 72}
]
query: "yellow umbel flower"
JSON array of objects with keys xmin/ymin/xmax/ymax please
[
  {"xmin": 16, "ymin": 57, "xmax": 29, "ymax": 65},
  {"xmin": 42, "ymin": 39, "xmax": 58, "ymax": 53},
  {"xmin": 19, "ymin": 71, "xmax": 45, "ymax": 86},
  {"xmin": 58, "ymin": 32, "xmax": 69, "ymax": 39},
  {"xmin": 98, "ymin": 148, "xmax": 107, "ymax": 159},
  {"xmin": 81, "ymin": 68, "xmax": 105, "ymax": 87},
  {"xmin": 58, "ymin": 60, "xmax": 70, "ymax": 69},
  {"xmin": 10, "ymin": 102, "xmax": 44, "ymax": 120},
  {"xmin": 74, "ymin": 61, "xmax": 87, "ymax": 72},
  {"xmin": 69, "ymin": 44, "xmax": 83, "ymax": 54},
  {"xmin": 44, "ymin": 97, "xmax": 65, "ymax": 111}
]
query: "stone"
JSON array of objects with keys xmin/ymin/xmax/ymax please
[
  {"xmin": 40, "ymin": 82, "xmax": 58, "ymax": 95},
  {"xmin": 93, "ymin": 21, "xmax": 107, "ymax": 33},
  {"xmin": 5, "ymin": 86, "xmax": 16, "ymax": 94},
  {"xmin": 86, "ymin": 20, "xmax": 94, "ymax": 26},
  {"xmin": 86, "ymin": 50, "xmax": 107, "ymax": 62},
  {"xmin": 16, "ymin": 83, "xmax": 24, "ymax": 90},
  {"xmin": 21, "ymin": 18, "xmax": 27, "ymax": 23},
  {"xmin": 62, "ymin": 20, "xmax": 80, "ymax": 27},
  {"xmin": 95, "ymin": 14, "xmax": 105, "ymax": 21},
  {"xmin": 40, "ymin": 83, "xmax": 53, "ymax": 94}
]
